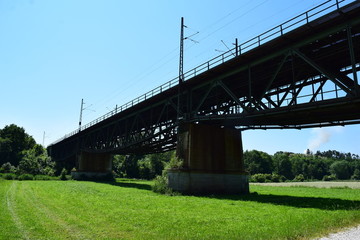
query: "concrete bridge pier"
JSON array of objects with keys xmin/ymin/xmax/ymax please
[
  {"xmin": 168, "ymin": 123, "xmax": 249, "ymax": 194},
  {"xmin": 71, "ymin": 151, "xmax": 112, "ymax": 180}
]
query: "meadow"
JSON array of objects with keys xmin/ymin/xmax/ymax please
[{"xmin": 1, "ymin": 179, "xmax": 360, "ymax": 240}]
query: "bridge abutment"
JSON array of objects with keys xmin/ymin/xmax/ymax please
[
  {"xmin": 168, "ymin": 123, "xmax": 249, "ymax": 194},
  {"xmin": 71, "ymin": 151, "xmax": 113, "ymax": 180}
]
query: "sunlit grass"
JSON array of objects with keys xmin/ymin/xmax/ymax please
[{"xmin": 1, "ymin": 179, "xmax": 360, "ymax": 239}]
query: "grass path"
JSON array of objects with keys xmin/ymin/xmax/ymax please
[
  {"xmin": 4, "ymin": 181, "xmax": 29, "ymax": 240},
  {"xmin": 1, "ymin": 179, "xmax": 360, "ymax": 239}
]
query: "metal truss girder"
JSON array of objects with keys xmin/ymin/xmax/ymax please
[
  {"xmin": 293, "ymin": 49, "xmax": 354, "ymax": 95},
  {"xmin": 257, "ymin": 51, "xmax": 291, "ymax": 102},
  {"xmin": 217, "ymin": 80, "xmax": 249, "ymax": 113},
  {"xmin": 193, "ymin": 80, "xmax": 218, "ymax": 114},
  {"xmin": 288, "ymin": 79, "xmax": 309, "ymax": 106},
  {"xmin": 346, "ymin": 25, "xmax": 359, "ymax": 91},
  {"xmin": 264, "ymin": 96, "xmax": 278, "ymax": 108}
]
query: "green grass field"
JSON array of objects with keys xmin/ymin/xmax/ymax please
[{"xmin": 1, "ymin": 179, "xmax": 360, "ymax": 240}]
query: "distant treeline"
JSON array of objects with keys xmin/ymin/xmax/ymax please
[
  {"xmin": 1, "ymin": 124, "xmax": 359, "ymax": 182},
  {"xmin": 244, "ymin": 149, "xmax": 360, "ymax": 182}
]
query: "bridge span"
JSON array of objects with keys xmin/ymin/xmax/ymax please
[{"xmin": 48, "ymin": 0, "xmax": 360, "ymax": 194}]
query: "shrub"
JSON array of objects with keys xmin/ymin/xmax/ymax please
[
  {"xmin": 18, "ymin": 174, "xmax": 34, "ymax": 181},
  {"xmin": 59, "ymin": 168, "xmax": 68, "ymax": 181},
  {"xmin": 152, "ymin": 174, "xmax": 179, "ymax": 195},
  {"xmin": 323, "ymin": 174, "xmax": 337, "ymax": 181},
  {"xmin": 3, "ymin": 173, "xmax": 16, "ymax": 180},
  {"xmin": 351, "ymin": 169, "xmax": 360, "ymax": 180},
  {"xmin": 251, "ymin": 173, "xmax": 272, "ymax": 183},
  {"xmin": 293, "ymin": 174, "xmax": 305, "ymax": 182},
  {"xmin": 271, "ymin": 173, "xmax": 285, "ymax": 182},
  {"xmin": 34, "ymin": 175, "xmax": 52, "ymax": 180},
  {"xmin": 1, "ymin": 162, "xmax": 17, "ymax": 174},
  {"xmin": 167, "ymin": 154, "xmax": 183, "ymax": 170}
]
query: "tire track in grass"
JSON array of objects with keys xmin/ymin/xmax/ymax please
[
  {"xmin": 22, "ymin": 183, "xmax": 90, "ymax": 240},
  {"xmin": 6, "ymin": 181, "xmax": 30, "ymax": 240}
]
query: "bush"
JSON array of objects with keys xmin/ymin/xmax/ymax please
[
  {"xmin": 271, "ymin": 173, "xmax": 285, "ymax": 182},
  {"xmin": 18, "ymin": 174, "xmax": 34, "ymax": 181},
  {"xmin": 34, "ymin": 175, "xmax": 52, "ymax": 180},
  {"xmin": 323, "ymin": 174, "xmax": 337, "ymax": 181},
  {"xmin": 293, "ymin": 174, "xmax": 305, "ymax": 182},
  {"xmin": 251, "ymin": 173, "xmax": 272, "ymax": 183},
  {"xmin": 152, "ymin": 174, "xmax": 179, "ymax": 195},
  {"xmin": 351, "ymin": 169, "xmax": 360, "ymax": 180},
  {"xmin": 1, "ymin": 162, "xmax": 17, "ymax": 174},
  {"xmin": 59, "ymin": 168, "xmax": 68, "ymax": 181},
  {"xmin": 167, "ymin": 154, "xmax": 183, "ymax": 170},
  {"xmin": 3, "ymin": 173, "xmax": 16, "ymax": 180}
]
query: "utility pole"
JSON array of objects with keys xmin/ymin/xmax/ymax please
[
  {"xmin": 235, "ymin": 38, "xmax": 239, "ymax": 56},
  {"xmin": 42, "ymin": 131, "xmax": 46, "ymax": 146},
  {"xmin": 79, "ymin": 98, "xmax": 84, "ymax": 131},
  {"xmin": 177, "ymin": 17, "xmax": 198, "ymax": 121},
  {"xmin": 179, "ymin": 17, "xmax": 184, "ymax": 85},
  {"xmin": 177, "ymin": 17, "xmax": 185, "ymax": 122}
]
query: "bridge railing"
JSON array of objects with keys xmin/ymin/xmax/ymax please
[{"xmin": 51, "ymin": 0, "xmax": 350, "ymax": 145}]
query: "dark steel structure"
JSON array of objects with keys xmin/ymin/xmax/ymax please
[{"xmin": 48, "ymin": 0, "xmax": 360, "ymax": 162}]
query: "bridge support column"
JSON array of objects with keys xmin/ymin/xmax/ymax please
[
  {"xmin": 71, "ymin": 151, "xmax": 113, "ymax": 180},
  {"xmin": 168, "ymin": 123, "xmax": 249, "ymax": 194}
]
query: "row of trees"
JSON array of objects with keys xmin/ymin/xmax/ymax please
[
  {"xmin": 244, "ymin": 150, "xmax": 360, "ymax": 181},
  {"xmin": 112, "ymin": 151, "xmax": 174, "ymax": 180},
  {"xmin": 0, "ymin": 124, "xmax": 55, "ymax": 176},
  {"xmin": 111, "ymin": 148, "xmax": 360, "ymax": 182}
]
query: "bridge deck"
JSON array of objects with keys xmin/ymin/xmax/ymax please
[{"xmin": 49, "ymin": 0, "xmax": 360, "ymax": 158}]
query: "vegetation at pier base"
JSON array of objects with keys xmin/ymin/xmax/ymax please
[
  {"xmin": 1, "ymin": 179, "xmax": 360, "ymax": 240},
  {"xmin": 1, "ymin": 123, "xmax": 360, "ymax": 183},
  {"xmin": 110, "ymin": 149, "xmax": 360, "ymax": 183}
]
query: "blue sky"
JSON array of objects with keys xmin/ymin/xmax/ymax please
[{"xmin": 0, "ymin": 0, "xmax": 359, "ymax": 155}]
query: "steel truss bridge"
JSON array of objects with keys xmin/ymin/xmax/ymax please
[{"xmin": 48, "ymin": 0, "xmax": 360, "ymax": 161}]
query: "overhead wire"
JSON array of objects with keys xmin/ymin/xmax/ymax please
[
  {"xmin": 83, "ymin": 0, "xmax": 330, "ymax": 122},
  {"xmin": 86, "ymin": 0, "xmax": 263, "ymax": 115},
  {"xmin": 184, "ymin": 0, "xmax": 326, "ymax": 70}
]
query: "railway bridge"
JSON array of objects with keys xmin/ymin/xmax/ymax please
[{"xmin": 48, "ymin": 0, "xmax": 360, "ymax": 194}]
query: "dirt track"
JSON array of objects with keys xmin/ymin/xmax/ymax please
[{"xmin": 250, "ymin": 181, "xmax": 360, "ymax": 189}]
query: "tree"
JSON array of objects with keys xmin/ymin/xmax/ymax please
[
  {"xmin": 0, "ymin": 124, "xmax": 36, "ymax": 166},
  {"xmin": 330, "ymin": 160, "xmax": 351, "ymax": 180},
  {"xmin": 352, "ymin": 169, "xmax": 360, "ymax": 180},
  {"xmin": 289, "ymin": 154, "xmax": 307, "ymax": 177},
  {"xmin": 18, "ymin": 144, "xmax": 55, "ymax": 176},
  {"xmin": 120, "ymin": 155, "xmax": 141, "ymax": 178},
  {"xmin": 273, "ymin": 152, "xmax": 293, "ymax": 179},
  {"xmin": 244, "ymin": 150, "xmax": 273, "ymax": 174},
  {"xmin": 112, "ymin": 155, "xmax": 126, "ymax": 177},
  {"xmin": 308, "ymin": 158, "xmax": 328, "ymax": 180}
]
